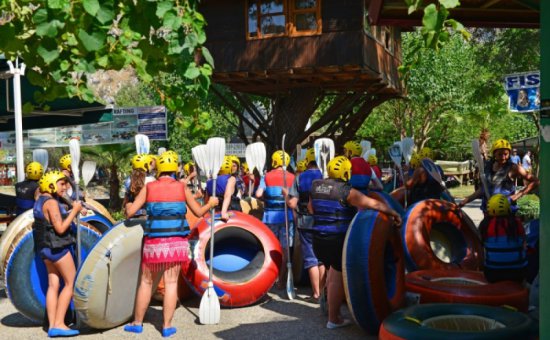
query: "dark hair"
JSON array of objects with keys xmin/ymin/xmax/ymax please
[
  {"xmin": 479, "ymin": 215, "xmax": 521, "ymax": 241},
  {"xmin": 130, "ymin": 169, "xmax": 146, "ymax": 197}
]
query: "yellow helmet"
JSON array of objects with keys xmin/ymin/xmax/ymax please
[
  {"xmin": 161, "ymin": 150, "xmax": 179, "ymax": 162},
  {"xmin": 39, "ymin": 170, "xmax": 67, "ymax": 194},
  {"xmin": 296, "ymin": 159, "xmax": 308, "ymax": 173},
  {"xmin": 219, "ymin": 156, "xmax": 233, "ymax": 175},
  {"xmin": 418, "ymin": 147, "xmax": 434, "ymax": 160},
  {"xmin": 343, "ymin": 141, "xmax": 362, "ymax": 158},
  {"xmin": 131, "ymin": 154, "xmax": 150, "ymax": 172},
  {"xmin": 59, "ymin": 154, "xmax": 72, "ymax": 170},
  {"xmin": 156, "ymin": 153, "xmax": 178, "ymax": 176},
  {"xmin": 272, "ymin": 150, "xmax": 290, "ymax": 168},
  {"xmin": 328, "ymin": 156, "xmax": 352, "ymax": 181},
  {"xmin": 26, "ymin": 162, "xmax": 44, "ymax": 180},
  {"xmin": 242, "ymin": 162, "xmax": 249, "ymax": 174},
  {"xmin": 305, "ymin": 148, "xmax": 316, "ymax": 164},
  {"xmin": 410, "ymin": 152, "xmax": 421, "ymax": 168},
  {"xmin": 183, "ymin": 161, "xmax": 195, "ymax": 176},
  {"xmin": 487, "ymin": 194, "xmax": 511, "ymax": 217},
  {"xmin": 491, "ymin": 139, "xmax": 511, "ymax": 154},
  {"xmin": 229, "ymin": 155, "xmax": 240, "ymax": 166},
  {"xmin": 367, "ymin": 154, "xmax": 378, "ymax": 166}
]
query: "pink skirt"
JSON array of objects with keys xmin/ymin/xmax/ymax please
[{"xmin": 142, "ymin": 236, "xmax": 189, "ymax": 271}]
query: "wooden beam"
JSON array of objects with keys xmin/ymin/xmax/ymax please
[{"xmin": 481, "ymin": 0, "xmax": 504, "ymax": 9}]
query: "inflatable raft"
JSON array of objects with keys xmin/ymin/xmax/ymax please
[
  {"xmin": 184, "ymin": 211, "xmax": 282, "ymax": 307},
  {"xmin": 343, "ymin": 209, "xmax": 405, "ymax": 335}
]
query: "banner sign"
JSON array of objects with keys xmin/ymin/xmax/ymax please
[
  {"xmin": 0, "ymin": 106, "xmax": 167, "ymax": 149},
  {"xmin": 504, "ymin": 71, "xmax": 540, "ymax": 112}
]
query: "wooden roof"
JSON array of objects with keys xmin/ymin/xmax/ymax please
[{"xmin": 368, "ymin": 0, "xmax": 540, "ymax": 29}]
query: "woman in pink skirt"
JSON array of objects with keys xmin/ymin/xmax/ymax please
[{"xmin": 124, "ymin": 152, "xmax": 218, "ymax": 337}]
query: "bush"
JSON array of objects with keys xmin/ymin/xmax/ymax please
[
  {"xmin": 110, "ymin": 210, "xmax": 126, "ymax": 222},
  {"xmin": 517, "ymin": 194, "xmax": 540, "ymax": 221}
]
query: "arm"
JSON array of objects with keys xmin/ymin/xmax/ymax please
[
  {"xmin": 126, "ymin": 186, "xmax": 147, "ymax": 218},
  {"xmin": 186, "ymin": 186, "xmax": 218, "ymax": 217},
  {"xmin": 307, "ymin": 197, "xmax": 313, "ymax": 215},
  {"xmin": 285, "ymin": 177, "xmax": 299, "ymax": 209},
  {"xmin": 458, "ymin": 187, "xmax": 483, "ymax": 208},
  {"xmin": 405, "ymin": 167, "xmax": 424, "ymax": 189},
  {"xmin": 510, "ymin": 164, "xmax": 539, "ymax": 202},
  {"xmin": 221, "ymin": 177, "xmax": 236, "ymax": 219},
  {"xmin": 45, "ymin": 199, "xmax": 82, "ymax": 234},
  {"xmin": 347, "ymin": 189, "xmax": 402, "ymax": 226}
]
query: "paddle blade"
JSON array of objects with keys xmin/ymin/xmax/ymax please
[
  {"xmin": 82, "ymin": 161, "xmax": 97, "ymax": 187},
  {"xmin": 401, "ymin": 137, "xmax": 415, "ymax": 165},
  {"xmin": 135, "ymin": 134, "xmax": 150, "ymax": 155},
  {"xmin": 207, "ymin": 137, "xmax": 226, "ymax": 179},
  {"xmin": 472, "ymin": 139, "xmax": 490, "ymax": 199},
  {"xmin": 69, "ymin": 138, "xmax": 81, "ymax": 183},
  {"xmin": 199, "ymin": 283, "xmax": 220, "ymax": 325},
  {"xmin": 157, "ymin": 147, "xmax": 166, "ymax": 155},
  {"xmin": 421, "ymin": 159, "xmax": 444, "ymax": 187},
  {"xmin": 388, "ymin": 142, "xmax": 402, "ymax": 168},
  {"xmin": 314, "ymin": 138, "xmax": 335, "ymax": 179},
  {"xmin": 369, "ymin": 148, "xmax": 376, "ymax": 157},
  {"xmin": 192, "ymin": 144, "xmax": 209, "ymax": 176},
  {"xmin": 246, "ymin": 142, "xmax": 266, "ymax": 175},
  {"xmin": 32, "ymin": 149, "xmax": 48, "ymax": 170},
  {"xmin": 360, "ymin": 140, "xmax": 371, "ymax": 159},
  {"xmin": 286, "ymin": 263, "xmax": 296, "ymax": 300}
]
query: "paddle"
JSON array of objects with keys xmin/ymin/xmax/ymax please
[
  {"xmin": 69, "ymin": 138, "xmax": 82, "ymax": 266},
  {"xmin": 199, "ymin": 137, "xmax": 225, "ymax": 325},
  {"xmin": 192, "ymin": 144, "xmax": 208, "ymax": 193},
  {"xmin": 421, "ymin": 158, "xmax": 456, "ymax": 204},
  {"xmin": 389, "ymin": 142, "xmax": 406, "ymax": 207},
  {"xmin": 82, "ymin": 161, "xmax": 97, "ymax": 192},
  {"xmin": 314, "ymin": 138, "xmax": 335, "ymax": 179},
  {"xmin": 32, "ymin": 149, "xmax": 49, "ymax": 170},
  {"xmin": 135, "ymin": 134, "xmax": 150, "ymax": 155},
  {"xmin": 245, "ymin": 142, "xmax": 266, "ymax": 197},
  {"xmin": 281, "ymin": 134, "xmax": 295, "ymax": 300},
  {"xmin": 472, "ymin": 140, "xmax": 491, "ymax": 200},
  {"xmin": 157, "ymin": 147, "xmax": 166, "ymax": 155},
  {"xmin": 360, "ymin": 140, "xmax": 371, "ymax": 160}
]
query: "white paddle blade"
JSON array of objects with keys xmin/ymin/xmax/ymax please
[
  {"xmin": 82, "ymin": 161, "xmax": 97, "ymax": 187},
  {"xmin": 401, "ymin": 137, "xmax": 415, "ymax": 165},
  {"xmin": 33, "ymin": 149, "xmax": 49, "ymax": 170},
  {"xmin": 388, "ymin": 142, "xmax": 402, "ymax": 168},
  {"xmin": 369, "ymin": 148, "xmax": 376, "ymax": 157},
  {"xmin": 192, "ymin": 144, "xmax": 209, "ymax": 175},
  {"xmin": 472, "ymin": 139, "xmax": 490, "ymax": 199},
  {"xmin": 248, "ymin": 142, "xmax": 266, "ymax": 175},
  {"xmin": 314, "ymin": 138, "xmax": 334, "ymax": 179},
  {"xmin": 69, "ymin": 138, "xmax": 81, "ymax": 183},
  {"xmin": 135, "ymin": 134, "xmax": 150, "ymax": 155},
  {"xmin": 360, "ymin": 140, "xmax": 371, "ymax": 159},
  {"xmin": 245, "ymin": 144, "xmax": 257, "ymax": 174},
  {"xmin": 207, "ymin": 137, "xmax": 226, "ymax": 179},
  {"xmin": 157, "ymin": 147, "xmax": 166, "ymax": 155},
  {"xmin": 199, "ymin": 283, "xmax": 220, "ymax": 324}
]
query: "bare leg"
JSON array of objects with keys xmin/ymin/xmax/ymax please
[
  {"xmin": 308, "ymin": 266, "xmax": 320, "ymax": 299},
  {"xmin": 162, "ymin": 264, "xmax": 181, "ymax": 328},
  {"xmin": 44, "ymin": 260, "xmax": 61, "ymax": 329},
  {"xmin": 131, "ymin": 266, "xmax": 160, "ymax": 324},
  {"xmin": 49, "ymin": 252, "xmax": 76, "ymax": 329},
  {"xmin": 327, "ymin": 268, "xmax": 345, "ymax": 324}
]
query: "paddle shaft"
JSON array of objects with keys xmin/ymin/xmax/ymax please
[
  {"xmin": 209, "ymin": 177, "xmax": 216, "ymax": 284},
  {"xmin": 281, "ymin": 134, "xmax": 295, "ymax": 299}
]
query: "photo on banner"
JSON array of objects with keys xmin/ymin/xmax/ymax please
[{"xmin": 504, "ymin": 71, "xmax": 540, "ymax": 112}]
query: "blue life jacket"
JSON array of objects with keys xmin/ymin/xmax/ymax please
[
  {"xmin": 145, "ymin": 177, "xmax": 188, "ymax": 238},
  {"xmin": 33, "ymin": 195, "xmax": 75, "ymax": 249},
  {"xmin": 262, "ymin": 169, "xmax": 294, "ymax": 225},
  {"xmin": 311, "ymin": 179, "xmax": 356, "ymax": 234},
  {"xmin": 297, "ymin": 169, "xmax": 322, "ymax": 215},
  {"xmin": 15, "ymin": 179, "xmax": 38, "ymax": 215},
  {"xmin": 483, "ymin": 217, "xmax": 527, "ymax": 270},
  {"xmin": 206, "ymin": 174, "xmax": 242, "ymax": 211},
  {"xmin": 482, "ymin": 160, "xmax": 517, "ymax": 213}
]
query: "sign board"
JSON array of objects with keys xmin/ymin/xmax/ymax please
[
  {"xmin": 226, "ymin": 143, "xmax": 246, "ymax": 158},
  {"xmin": 504, "ymin": 71, "xmax": 540, "ymax": 112}
]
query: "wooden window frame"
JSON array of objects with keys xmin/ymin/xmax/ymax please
[{"xmin": 245, "ymin": 0, "xmax": 322, "ymax": 40}]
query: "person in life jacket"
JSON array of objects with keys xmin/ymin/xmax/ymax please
[
  {"xmin": 15, "ymin": 161, "xmax": 43, "ymax": 215},
  {"xmin": 123, "ymin": 154, "xmax": 155, "ymax": 218},
  {"xmin": 256, "ymin": 150, "xmax": 296, "ymax": 286},
  {"xmin": 343, "ymin": 141, "xmax": 382, "ymax": 194},
  {"xmin": 124, "ymin": 152, "xmax": 218, "ymax": 337},
  {"xmin": 309, "ymin": 156, "xmax": 402, "ymax": 329},
  {"xmin": 182, "ymin": 161, "xmax": 203, "ymax": 199},
  {"xmin": 403, "ymin": 148, "xmax": 447, "ymax": 205},
  {"xmin": 479, "ymin": 194, "xmax": 527, "ymax": 284},
  {"xmin": 229, "ymin": 155, "xmax": 246, "ymax": 198},
  {"xmin": 295, "ymin": 159, "xmax": 308, "ymax": 175},
  {"xmin": 205, "ymin": 155, "xmax": 243, "ymax": 220},
  {"xmin": 59, "ymin": 154, "xmax": 85, "ymax": 202},
  {"xmin": 33, "ymin": 170, "xmax": 83, "ymax": 337},
  {"xmin": 458, "ymin": 139, "xmax": 539, "ymax": 215},
  {"xmin": 242, "ymin": 162, "xmax": 261, "ymax": 197},
  {"xmin": 286, "ymin": 148, "xmax": 325, "ymax": 302}
]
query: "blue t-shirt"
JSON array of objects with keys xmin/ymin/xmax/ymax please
[{"xmin": 510, "ymin": 155, "xmax": 521, "ymax": 165}]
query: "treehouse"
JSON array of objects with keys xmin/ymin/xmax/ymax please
[{"xmin": 200, "ymin": 0, "xmax": 404, "ymax": 149}]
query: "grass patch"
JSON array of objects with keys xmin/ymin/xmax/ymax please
[{"xmin": 448, "ymin": 184, "xmax": 476, "ymax": 199}]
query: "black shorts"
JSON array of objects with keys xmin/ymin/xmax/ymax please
[
  {"xmin": 312, "ymin": 233, "xmax": 346, "ymax": 272},
  {"xmin": 484, "ymin": 267, "xmax": 527, "ymax": 284}
]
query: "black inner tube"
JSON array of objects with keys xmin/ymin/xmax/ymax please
[{"xmin": 205, "ymin": 226, "xmax": 265, "ymax": 283}]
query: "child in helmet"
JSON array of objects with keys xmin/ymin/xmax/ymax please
[
  {"xmin": 123, "ymin": 154, "xmax": 155, "ymax": 218},
  {"xmin": 309, "ymin": 156, "xmax": 402, "ymax": 329},
  {"xmin": 205, "ymin": 155, "xmax": 243, "ymax": 220},
  {"xmin": 343, "ymin": 141, "xmax": 382, "ymax": 193},
  {"xmin": 15, "ymin": 162, "xmax": 43, "ymax": 216},
  {"xmin": 33, "ymin": 171, "xmax": 83, "ymax": 337},
  {"xmin": 479, "ymin": 194, "xmax": 527, "ymax": 283}
]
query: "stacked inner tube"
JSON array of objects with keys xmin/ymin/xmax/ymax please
[
  {"xmin": 389, "ymin": 187, "xmax": 454, "ymax": 208},
  {"xmin": 368, "ymin": 191, "xmax": 406, "ymax": 216},
  {"xmin": 85, "ymin": 198, "xmax": 117, "ymax": 225},
  {"xmin": 184, "ymin": 211, "xmax": 282, "ymax": 307},
  {"xmin": 401, "ymin": 199, "xmax": 483, "ymax": 272},
  {"xmin": 379, "ymin": 303, "xmax": 537, "ymax": 340},
  {"xmin": 342, "ymin": 209, "xmax": 405, "ymax": 335},
  {"xmin": 4, "ymin": 224, "xmax": 102, "ymax": 323},
  {"xmin": 406, "ymin": 269, "xmax": 529, "ymax": 312}
]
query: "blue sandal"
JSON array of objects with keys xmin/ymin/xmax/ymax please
[
  {"xmin": 124, "ymin": 323, "xmax": 143, "ymax": 333},
  {"xmin": 162, "ymin": 327, "xmax": 177, "ymax": 338},
  {"xmin": 47, "ymin": 328, "xmax": 80, "ymax": 337}
]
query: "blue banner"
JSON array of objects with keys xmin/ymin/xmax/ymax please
[{"xmin": 504, "ymin": 71, "xmax": 540, "ymax": 112}]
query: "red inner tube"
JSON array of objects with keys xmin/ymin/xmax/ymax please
[{"xmin": 406, "ymin": 269, "xmax": 529, "ymax": 312}]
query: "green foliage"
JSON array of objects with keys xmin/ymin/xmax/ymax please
[
  {"xmin": 517, "ymin": 194, "xmax": 540, "ymax": 221},
  {"xmin": 110, "ymin": 209, "xmax": 126, "ymax": 221},
  {"xmin": 0, "ymin": 0, "xmax": 212, "ymax": 121}
]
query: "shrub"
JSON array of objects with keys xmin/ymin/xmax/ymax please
[{"xmin": 517, "ymin": 194, "xmax": 540, "ymax": 221}]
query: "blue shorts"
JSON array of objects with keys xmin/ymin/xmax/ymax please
[
  {"xmin": 267, "ymin": 222, "xmax": 294, "ymax": 249},
  {"xmin": 39, "ymin": 247, "xmax": 72, "ymax": 263},
  {"xmin": 299, "ymin": 229, "xmax": 319, "ymax": 269}
]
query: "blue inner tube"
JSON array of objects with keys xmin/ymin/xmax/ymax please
[
  {"xmin": 82, "ymin": 213, "xmax": 113, "ymax": 233},
  {"xmin": 382, "ymin": 303, "xmax": 537, "ymax": 340},
  {"xmin": 205, "ymin": 226, "xmax": 265, "ymax": 283},
  {"xmin": 5, "ymin": 225, "xmax": 101, "ymax": 323}
]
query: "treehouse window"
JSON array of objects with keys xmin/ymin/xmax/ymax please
[{"xmin": 247, "ymin": 0, "xmax": 321, "ymax": 39}]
